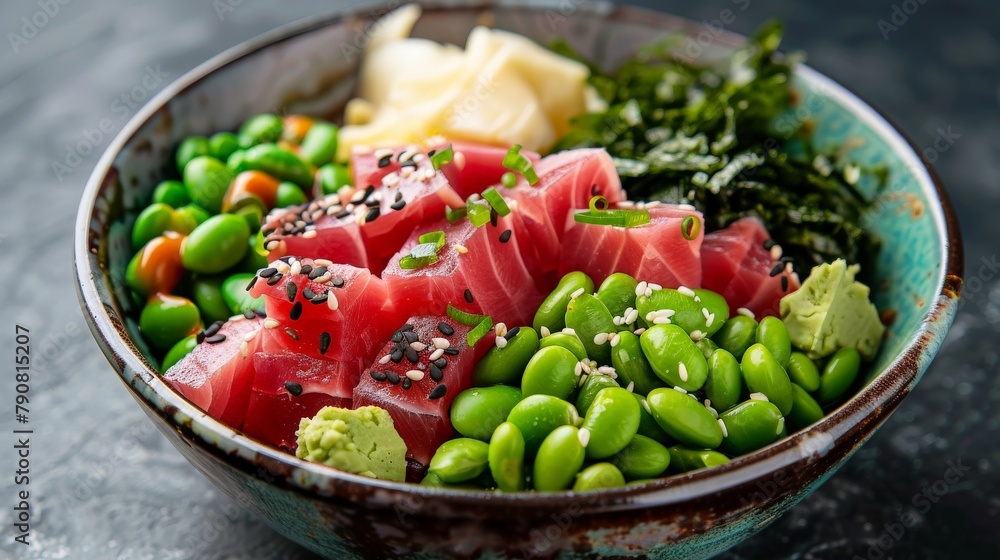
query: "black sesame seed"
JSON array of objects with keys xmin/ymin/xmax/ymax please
[
  {"xmin": 364, "ymin": 185, "xmax": 376, "ymax": 198},
  {"xmin": 310, "ymin": 293, "xmax": 328, "ymax": 305},
  {"xmin": 302, "ymin": 287, "xmax": 316, "ymax": 300},
  {"xmin": 403, "ymin": 331, "xmax": 419, "ymax": 343},
  {"xmin": 429, "ymin": 364, "xmax": 443, "ymax": 382},
  {"xmin": 246, "ymin": 275, "xmax": 258, "ymax": 291},
  {"xmin": 427, "ymin": 149, "xmax": 437, "ymax": 157},
  {"xmin": 499, "ymin": 229, "xmax": 512, "ymax": 243},
  {"xmin": 285, "ymin": 282, "xmax": 297, "ymax": 302},
  {"xmin": 266, "ymin": 273, "xmax": 283, "ymax": 286},
  {"xmin": 309, "ymin": 266, "xmax": 328, "ymax": 280},
  {"xmin": 319, "ymin": 332, "xmax": 331, "ymax": 355},
  {"xmin": 490, "ymin": 208, "xmax": 498, "ymax": 227},
  {"xmin": 284, "ymin": 381, "xmax": 303, "ymax": 396},
  {"xmin": 779, "ymin": 256, "xmax": 795, "ymax": 264},
  {"xmin": 196, "ymin": 331, "xmax": 205, "ymax": 344},
  {"xmin": 331, "ymin": 276, "xmax": 345, "ymax": 288},
  {"xmin": 299, "ymin": 265, "xmax": 313, "ymax": 276},
  {"xmin": 769, "ymin": 263, "xmax": 785, "ymax": 277},
  {"xmin": 391, "ymin": 331, "xmax": 403, "ymax": 343},
  {"xmin": 366, "ymin": 208, "xmax": 380, "ymax": 223},
  {"xmin": 279, "ymin": 256, "xmax": 294, "ymax": 264},
  {"xmin": 437, "ymin": 322, "xmax": 454, "ymax": 336},
  {"xmin": 289, "ymin": 301, "xmax": 303, "ymax": 321},
  {"xmin": 505, "ymin": 326, "xmax": 520, "ymax": 340},
  {"xmin": 243, "ymin": 309, "xmax": 256, "ymax": 320},
  {"xmin": 365, "ymin": 198, "xmax": 381, "ymax": 208},
  {"xmin": 399, "ymin": 324, "xmax": 414, "ymax": 332},
  {"xmin": 443, "ymin": 347, "xmax": 460, "ymax": 355},
  {"xmin": 402, "ymin": 377, "xmax": 412, "ymax": 390},
  {"xmin": 433, "ymin": 358, "xmax": 447, "ymax": 369},
  {"xmin": 390, "ymin": 349, "xmax": 404, "ymax": 363},
  {"xmin": 204, "ymin": 322, "xmax": 222, "ymax": 338},
  {"xmin": 428, "ymin": 385, "xmax": 447, "ymax": 400},
  {"xmin": 370, "ymin": 371, "xmax": 387, "ymax": 381},
  {"xmin": 405, "ymin": 347, "xmax": 419, "ymax": 363},
  {"xmin": 255, "ymin": 309, "xmax": 267, "ymax": 318},
  {"xmin": 386, "ymin": 371, "xmax": 401, "ymax": 384},
  {"xmin": 378, "ymin": 154, "xmax": 392, "ymax": 168},
  {"xmin": 763, "ymin": 239, "xmax": 776, "ymax": 250},
  {"xmin": 335, "ymin": 209, "xmax": 351, "ymax": 219},
  {"xmin": 259, "ymin": 267, "xmax": 278, "ymax": 278},
  {"xmin": 781, "ymin": 276, "xmax": 789, "ymax": 292},
  {"xmin": 591, "ymin": 184, "xmax": 600, "ymax": 196},
  {"xmin": 284, "ymin": 327, "xmax": 298, "ymax": 341},
  {"xmin": 205, "ymin": 334, "xmax": 226, "ymax": 344},
  {"xmin": 395, "ymin": 191, "xmax": 404, "ymax": 202},
  {"xmin": 464, "ymin": 289, "xmax": 474, "ymax": 303},
  {"xmin": 391, "ymin": 200, "xmax": 406, "ymax": 211}
]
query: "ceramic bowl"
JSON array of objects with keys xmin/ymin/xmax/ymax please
[{"xmin": 74, "ymin": 2, "xmax": 963, "ymax": 558}]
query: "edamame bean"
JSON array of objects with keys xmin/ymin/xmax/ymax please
[
  {"xmin": 706, "ymin": 348, "xmax": 742, "ymax": 411},
  {"xmin": 176, "ymin": 136, "xmax": 210, "ymax": 172},
  {"xmin": 230, "ymin": 143, "xmax": 314, "ymax": 189},
  {"xmin": 740, "ymin": 343, "xmax": 794, "ymax": 415},
  {"xmin": 183, "ymin": 155, "xmax": 234, "ymax": 213},
  {"xmin": 756, "ymin": 316, "xmax": 791, "ymax": 367},
  {"xmin": 817, "ymin": 347, "xmax": 861, "ymax": 405},
  {"xmin": 152, "ymin": 180, "xmax": 190, "ymax": 208},
  {"xmin": 319, "ymin": 163, "xmax": 352, "ymax": 196},
  {"xmin": 221, "ymin": 273, "xmax": 264, "ymax": 315},
  {"xmin": 473, "ymin": 326, "xmax": 539, "ymax": 386},
  {"xmin": 581, "ymin": 387, "xmax": 640, "ymax": 459},
  {"xmin": 646, "ymin": 387, "xmax": 723, "ymax": 449},
  {"xmin": 488, "ymin": 422, "xmax": 525, "ymax": 492},
  {"xmin": 192, "ymin": 277, "xmax": 233, "ymax": 324},
  {"xmin": 172, "ymin": 204, "xmax": 211, "ymax": 232},
  {"xmin": 209, "ymin": 132, "xmax": 241, "ymax": 162},
  {"xmin": 538, "ymin": 332, "xmax": 588, "ymax": 361},
  {"xmin": 126, "ymin": 233, "xmax": 185, "ymax": 297},
  {"xmin": 639, "ymin": 324, "xmax": 709, "ymax": 391},
  {"xmin": 573, "ymin": 463, "xmax": 626, "ymax": 491},
  {"xmin": 632, "ymin": 393, "xmax": 673, "ymax": 444},
  {"xmin": 718, "ymin": 399, "xmax": 785, "ymax": 455},
  {"xmin": 521, "ymin": 346, "xmax": 579, "ymax": 400},
  {"xmin": 507, "ymin": 395, "xmax": 580, "ymax": 455},
  {"xmin": 787, "ymin": 383, "xmax": 824, "ymax": 430},
  {"xmin": 533, "ymin": 425, "xmax": 586, "ymax": 491},
  {"xmin": 132, "ymin": 203, "xmax": 176, "ymax": 250},
  {"xmin": 140, "ymin": 293, "xmax": 201, "ymax": 350},
  {"xmin": 181, "ymin": 214, "xmax": 250, "ymax": 274},
  {"xmin": 611, "ymin": 434, "xmax": 671, "ymax": 480},
  {"xmin": 576, "ymin": 374, "xmax": 619, "ymax": 415},
  {"xmin": 565, "ymin": 294, "xmax": 617, "ymax": 365},
  {"xmin": 427, "ymin": 438, "xmax": 489, "ymax": 483},
  {"xmin": 161, "ymin": 334, "xmax": 197, "ymax": 372},
  {"xmin": 666, "ymin": 446, "xmax": 729, "ymax": 474},
  {"xmin": 275, "ymin": 182, "xmax": 308, "ymax": 208},
  {"xmin": 239, "ymin": 114, "xmax": 283, "ymax": 146},
  {"xmin": 596, "ymin": 273, "xmax": 638, "ymax": 321},
  {"xmin": 299, "ymin": 122, "xmax": 339, "ymax": 167},
  {"xmin": 636, "ymin": 287, "xmax": 729, "ymax": 337},
  {"xmin": 611, "ymin": 331, "xmax": 664, "ymax": 396},
  {"xmin": 695, "ymin": 337, "xmax": 719, "ymax": 360},
  {"xmin": 533, "ymin": 272, "xmax": 594, "ymax": 334},
  {"xmin": 419, "ymin": 472, "xmax": 489, "ymax": 489},
  {"xmin": 786, "ymin": 352, "xmax": 821, "ymax": 392},
  {"xmin": 450, "ymin": 386, "xmax": 523, "ymax": 441},
  {"xmin": 712, "ymin": 315, "xmax": 757, "ymax": 360}
]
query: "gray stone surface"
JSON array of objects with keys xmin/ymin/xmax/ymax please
[{"xmin": 0, "ymin": 0, "xmax": 996, "ymax": 558}]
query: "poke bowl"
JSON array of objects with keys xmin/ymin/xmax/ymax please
[{"xmin": 74, "ymin": 1, "xmax": 963, "ymax": 558}]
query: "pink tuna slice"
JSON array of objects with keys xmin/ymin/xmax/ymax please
[
  {"xmin": 700, "ymin": 217, "xmax": 801, "ymax": 318},
  {"xmin": 260, "ymin": 194, "xmax": 368, "ymax": 269},
  {"xmin": 558, "ymin": 203, "xmax": 704, "ymax": 288},
  {"xmin": 382, "ymin": 213, "xmax": 548, "ymax": 328},
  {"xmin": 436, "ymin": 141, "xmax": 541, "ymax": 199},
  {"xmin": 353, "ymin": 316, "xmax": 493, "ymax": 465},
  {"xmin": 163, "ymin": 316, "xmax": 263, "ymax": 431}
]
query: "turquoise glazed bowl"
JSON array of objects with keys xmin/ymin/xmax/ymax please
[{"xmin": 74, "ymin": 2, "xmax": 963, "ymax": 558}]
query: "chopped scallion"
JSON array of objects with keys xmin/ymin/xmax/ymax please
[
  {"xmin": 446, "ymin": 304, "xmax": 489, "ymax": 327},
  {"xmin": 574, "ymin": 209, "xmax": 651, "ymax": 228},
  {"xmin": 481, "ymin": 187, "xmax": 511, "ymax": 217},
  {"xmin": 502, "ymin": 144, "xmax": 539, "ymax": 185},
  {"xmin": 467, "ymin": 200, "xmax": 492, "ymax": 227},
  {"xmin": 466, "ymin": 316, "xmax": 493, "ymax": 347},
  {"xmin": 431, "ymin": 144, "xmax": 454, "ymax": 171},
  {"xmin": 418, "ymin": 230, "xmax": 447, "ymax": 252}
]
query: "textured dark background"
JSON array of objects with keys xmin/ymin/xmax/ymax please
[{"xmin": 0, "ymin": 0, "xmax": 997, "ymax": 558}]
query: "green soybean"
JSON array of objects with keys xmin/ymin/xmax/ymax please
[
  {"xmin": 706, "ymin": 348, "xmax": 743, "ymax": 411},
  {"xmin": 787, "ymin": 383, "xmax": 824, "ymax": 430},
  {"xmin": 299, "ymin": 122, "xmax": 339, "ymax": 167},
  {"xmin": 161, "ymin": 334, "xmax": 197, "ymax": 372},
  {"xmin": 595, "ymin": 273, "xmax": 638, "ymax": 320},
  {"xmin": 152, "ymin": 180, "xmax": 190, "ymax": 208},
  {"xmin": 818, "ymin": 347, "xmax": 861, "ymax": 405},
  {"xmin": 229, "ymin": 143, "xmax": 314, "ymax": 189},
  {"xmin": 575, "ymin": 374, "xmax": 619, "ymax": 415},
  {"xmin": 450, "ymin": 386, "xmax": 523, "ymax": 441},
  {"xmin": 506, "ymin": 394, "xmax": 580, "ymax": 455},
  {"xmin": 712, "ymin": 315, "xmax": 757, "ymax": 360},
  {"xmin": 139, "ymin": 294, "xmax": 201, "ymax": 350},
  {"xmin": 636, "ymin": 287, "xmax": 729, "ymax": 337},
  {"xmin": 756, "ymin": 316, "xmax": 791, "ymax": 367},
  {"xmin": 533, "ymin": 271, "xmax": 594, "ymax": 334},
  {"xmin": 132, "ymin": 203, "xmax": 176, "ymax": 250},
  {"xmin": 419, "ymin": 472, "xmax": 492, "ymax": 489},
  {"xmin": 786, "ymin": 352, "xmax": 821, "ymax": 392},
  {"xmin": 183, "ymin": 155, "xmax": 234, "ymax": 214},
  {"xmin": 719, "ymin": 399, "xmax": 785, "ymax": 455},
  {"xmin": 538, "ymin": 332, "xmax": 588, "ymax": 361},
  {"xmin": 639, "ymin": 324, "xmax": 709, "ymax": 391},
  {"xmin": 581, "ymin": 387, "xmax": 641, "ymax": 459},
  {"xmin": 565, "ymin": 294, "xmax": 617, "ymax": 365},
  {"xmin": 209, "ymin": 132, "xmax": 241, "ymax": 162},
  {"xmin": 473, "ymin": 326, "xmax": 539, "ymax": 386},
  {"xmin": 221, "ymin": 273, "xmax": 264, "ymax": 314},
  {"xmin": 488, "ymin": 422, "xmax": 525, "ymax": 492},
  {"xmin": 740, "ymin": 343, "xmax": 794, "ymax": 415},
  {"xmin": 427, "ymin": 438, "xmax": 489, "ymax": 483},
  {"xmin": 533, "ymin": 425, "xmax": 586, "ymax": 491},
  {"xmin": 632, "ymin": 393, "xmax": 673, "ymax": 444},
  {"xmin": 611, "ymin": 331, "xmax": 663, "ymax": 395},
  {"xmin": 666, "ymin": 446, "xmax": 730, "ymax": 474},
  {"xmin": 192, "ymin": 277, "xmax": 233, "ymax": 324},
  {"xmin": 176, "ymin": 136, "xmax": 210, "ymax": 172},
  {"xmin": 611, "ymin": 434, "xmax": 671, "ymax": 480},
  {"xmin": 172, "ymin": 204, "xmax": 211, "ymax": 232},
  {"xmin": 319, "ymin": 163, "xmax": 352, "ymax": 195},
  {"xmin": 646, "ymin": 387, "xmax": 723, "ymax": 449},
  {"xmin": 573, "ymin": 463, "xmax": 626, "ymax": 491},
  {"xmin": 521, "ymin": 345, "xmax": 579, "ymax": 400},
  {"xmin": 181, "ymin": 214, "xmax": 250, "ymax": 274},
  {"xmin": 695, "ymin": 337, "xmax": 719, "ymax": 360},
  {"xmin": 239, "ymin": 114, "xmax": 283, "ymax": 146},
  {"xmin": 276, "ymin": 182, "xmax": 308, "ymax": 208}
]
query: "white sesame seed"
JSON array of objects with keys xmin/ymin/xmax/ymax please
[
  {"xmin": 379, "ymin": 354, "xmax": 391, "ymax": 364},
  {"xmin": 677, "ymin": 286, "xmax": 696, "ymax": 297},
  {"xmin": 770, "ymin": 245, "xmax": 783, "ymax": 261},
  {"xmin": 673, "ymin": 386, "xmax": 688, "ymax": 394},
  {"xmin": 776, "ymin": 417, "xmax": 785, "ymax": 435},
  {"xmin": 302, "ymin": 229, "xmax": 318, "ymax": 239},
  {"xmin": 652, "ymin": 316, "xmax": 672, "ymax": 325},
  {"xmin": 230, "ymin": 314, "xmax": 246, "ymax": 322},
  {"xmin": 785, "ymin": 262, "xmax": 794, "ymax": 274},
  {"xmin": 243, "ymin": 330, "xmax": 259, "ymax": 342},
  {"xmin": 495, "ymin": 336, "xmax": 508, "ymax": 349},
  {"xmin": 689, "ymin": 330, "xmax": 706, "ymax": 341},
  {"xmin": 314, "ymin": 259, "xmax": 333, "ymax": 268},
  {"xmin": 240, "ymin": 341, "xmax": 248, "ymax": 358},
  {"xmin": 327, "ymin": 292, "xmax": 339, "ymax": 311},
  {"xmin": 644, "ymin": 288, "xmax": 653, "ymax": 297},
  {"xmin": 562, "ymin": 328, "xmax": 577, "ymax": 336},
  {"xmin": 409, "ymin": 342, "xmax": 427, "ymax": 352},
  {"xmin": 570, "ymin": 287, "xmax": 585, "ymax": 299},
  {"xmin": 678, "ymin": 362, "xmax": 689, "ymax": 382},
  {"xmin": 405, "ymin": 370, "xmax": 424, "ymax": 381},
  {"xmin": 577, "ymin": 428, "xmax": 591, "ymax": 447},
  {"xmin": 374, "ymin": 148, "xmax": 393, "ymax": 159},
  {"xmin": 597, "ymin": 365, "xmax": 616, "ymax": 376},
  {"xmin": 574, "ymin": 362, "xmax": 583, "ymax": 377},
  {"xmin": 578, "ymin": 373, "xmax": 589, "ymax": 386},
  {"xmin": 613, "ymin": 316, "xmax": 623, "ymax": 326},
  {"xmin": 400, "ymin": 166, "xmax": 414, "ymax": 179},
  {"xmin": 618, "ymin": 200, "xmax": 635, "ymax": 208},
  {"xmin": 702, "ymin": 308, "xmax": 711, "ymax": 320},
  {"xmin": 634, "ymin": 328, "xmax": 646, "ymax": 335},
  {"xmin": 274, "ymin": 261, "xmax": 290, "ymax": 274},
  {"xmin": 635, "ymin": 281, "xmax": 648, "ymax": 297},
  {"xmin": 540, "ymin": 326, "xmax": 551, "ymax": 337},
  {"xmin": 705, "ymin": 313, "xmax": 715, "ymax": 328},
  {"xmin": 647, "ymin": 283, "xmax": 662, "ymax": 292},
  {"xmin": 626, "ymin": 381, "xmax": 635, "ymax": 393},
  {"xmin": 289, "ymin": 261, "xmax": 302, "ymax": 277},
  {"xmin": 677, "ymin": 203, "xmax": 697, "ymax": 211},
  {"xmin": 412, "ymin": 153, "xmax": 426, "ymax": 164},
  {"xmin": 645, "ymin": 201, "xmax": 662, "ymax": 209},
  {"xmin": 641, "ymin": 399, "xmax": 651, "ymax": 414},
  {"xmin": 645, "ymin": 311, "xmax": 657, "ymax": 322},
  {"xmin": 659, "ymin": 309, "xmax": 676, "ymax": 318},
  {"xmin": 625, "ymin": 308, "xmax": 639, "ymax": 325},
  {"xmin": 432, "ymin": 337, "xmax": 450, "ymax": 349},
  {"xmin": 399, "ymin": 147, "xmax": 420, "ymax": 163},
  {"xmin": 737, "ymin": 307, "xmax": 756, "ymax": 319},
  {"xmin": 609, "ymin": 333, "xmax": 620, "ymax": 348},
  {"xmin": 382, "ymin": 173, "xmax": 400, "ymax": 188},
  {"xmin": 749, "ymin": 392, "xmax": 769, "ymax": 402},
  {"xmin": 454, "ymin": 244, "xmax": 468, "ymax": 254},
  {"xmin": 593, "ymin": 332, "xmax": 609, "ymax": 345},
  {"xmin": 428, "ymin": 348, "xmax": 445, "ymax": 362},
  {"xmin": 264, "ymin": 319, "xmax": 280, "ymax": 329},
  {"xmin": 314, "ymin": 273, "xmax": 332, "ymax": 284},
  {"xmin": 718, "ymin": 419, "xmax": 729, "ymax": 438},
  {"xmin": 495, "ymin": 322, "xmax": 508, "ymax": 338}
]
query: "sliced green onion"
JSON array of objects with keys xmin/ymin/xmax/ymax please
[
  {"xmin": 446, "ymin": 205, "xmax": 467, "ymax": 223},
  {"xmin": 467, "ymin": 200, "xmax": 492, "ymax": 227},
  {"xmin": 399, "ymin": 253, "xmax": 439, "ymax": 269},
  {"xmin": 466, "ymin": 316, "xmax": 493, "ymax": 347},
  {"xmin": 574, "ymin": 209, "xmax": 651, "ymax": 228},
  {"xmin": 501, "ymin": 172, "xmax": 517, "ymax": 188},
  {"xmin": 481, "ymin": 187, "xmax": 511, "ymax": 217},
  {"xmin": 681, "ymin": 215, "xmax": 701, "ymax": 240},
  {"xmin": 589, "ymin": 195, "xmax": 610, "ymax": 213},
  {"xmin": 502, "ymin": 144, "xmax": 539, "ymax": 185},
  {"xmin": 418, "ymin": 230, "xmax": 447, "ymax": 252},
  {"xmin": 431, "ymin": 144, "xmax": 454, "ymax": 171},
  {"xmin": 447, "ymin": 303, "xmax": 489, "ymax": 327}
]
